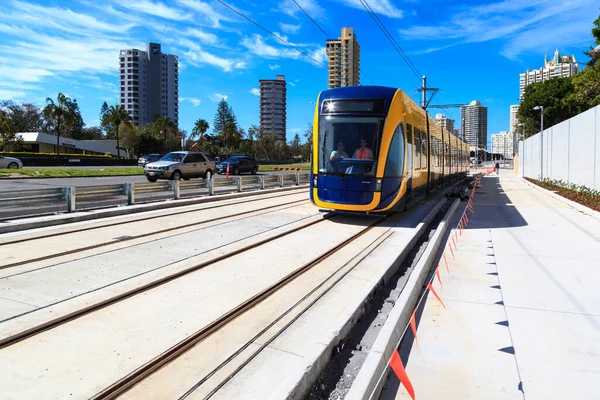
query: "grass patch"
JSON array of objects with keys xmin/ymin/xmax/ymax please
[
  {"xmin": 525, "ymin": 177, "xmax": 600, "ymax": 212},
  {"xmin": 258, "ymin": 163, "xmax": 310, "ymax": 171},
  {"xmin": 0, "ymin": 167, "xmax": 144, "ymax": 178}
]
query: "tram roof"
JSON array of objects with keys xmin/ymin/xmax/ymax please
[{"xmin": 319, "ymin": 86, "xmax": 398, "ymax": 103}]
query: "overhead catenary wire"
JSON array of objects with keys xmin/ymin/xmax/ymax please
[
  {"xmin": 214, "ymin": 0, "xmax": 326, "ymax": 67},
  {"xmin": 357, "ymin": 0, "xmax": 422, "ymax": 82}
]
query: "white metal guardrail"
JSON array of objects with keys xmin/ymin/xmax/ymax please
[{"xmin": 2, "ymin": 172, "xmax": 310, "ymax": 214}]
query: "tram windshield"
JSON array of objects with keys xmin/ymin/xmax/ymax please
[{"xmin": 318, "ymin": 116, "xmax": 384, "ymax": 176}]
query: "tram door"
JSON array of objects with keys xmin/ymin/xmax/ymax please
[{"xmin": 406, "ymin": 123, "xmax": 413, "ymax": 192}]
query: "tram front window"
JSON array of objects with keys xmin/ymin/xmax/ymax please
[{"xmin": 318, "ymin": 116, "xmax": 384, "ymax": 176}]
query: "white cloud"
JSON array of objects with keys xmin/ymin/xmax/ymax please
[
  {"xmin": 175, "ymin": 37, "xmax": 245, "ymax": 72},
  {"xmin": 269, "ymin": 64, "xmax": 281, "ymax": 70},
  {"xmin": 210, "ymin": 93, "xmax": 228, "ymax": 102},
  {"xmin": 288, "ymin": 82, "xmax": 296, "ymax": 87},
  {"xmin": 399, "ymin": 0, "xmax": 596, "ymax": 58},
  {"xmin": 0, "ymin": 89, "xmax": 27, "ymax": 100},
  {"xmin": 0, "ymin": 67, "xmax": 53, "ymax": 83},
  {"xmin": 180, "ymin": 97, "xmax": 202, "ymax": 106},
  {"xmin": 280, "ymin": 22, "xmax": 301, "ymax": 34},
  {"xmin": 119, "ymin": 0, "xmax": 191, "ymax": 20},
  {"xmin": 177, "ymin": 0, "xmax": 236, "ymax": 28},
  {"xmin": 240, "ymin": 34, "xmax": 324, "ymax": 66},
  {"xmin": 250, "ymin": 88, "xmax": 260, "ymax": 96},
  {"xmin": 278, "ymin": 0, "xmax": 324, "ymax": 20},
  {"xmin": 184, "ymin": 28, "xmax": 219, "ymax": 45},
  {"xmin": 335, "ymin": 0, "xmax": 403, "ymax": 18}
]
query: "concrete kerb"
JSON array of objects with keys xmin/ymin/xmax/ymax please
[
  {"xmin": 268, "ymin": 196, "xmax": 448, "ymax": 400},
  {"xmin": 345, "ymin": 198, "xmax": 461, "ymax": 400},
  {"xmin": 519, "ymin": 176, "xmax": 600, "ymax": 221},
  {"xmin": 0, "ymin": 184, "xmax": 309, "ymax": 235}
]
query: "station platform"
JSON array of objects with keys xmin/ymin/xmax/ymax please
[{"xmin": 381, "ymin": 170, "xmax": 600, "ymax": 399}]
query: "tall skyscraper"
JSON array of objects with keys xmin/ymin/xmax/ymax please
[
  {"xmin": 326, "ymin": 27, "xmax": 360, "ymax": 89},
  {"xmin": 259, "ymin": 75, "xmax": 287, "ymax": 141},
  {"xmin": 519, "ymin": 49, "xmax": 578, "ymax": 99},
  {"xmin": 435, "ymin": 114, "xmax": 455, "ymax": 133},
  {"xmin": 510, "ymin": 105, "xmax": 520, "ymax": 135},
  {"xmin": 491, "ymin": 131, "xmax": 515, "ymax": 158},
  {"xmin": 460, "ymin": 100, "xmax": 488, "ymax": 149},
  {"xmin": 119, "ymin": 43, "xmax": 179, "ymax": 127}
]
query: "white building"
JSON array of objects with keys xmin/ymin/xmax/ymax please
[
  {"xmin": 460, "ymin": 100, "xmax": 488, "ymax": 149},
  {"xmin": 259, "ymin": 75, "xmax": 287, "ymax": 142},
  {"xmin": 435, "ymin": 114, "xmax": 455, "ymax": 133},
  {"xmin": 491, "ymin": 131, "xmax": 515, "ymax": 159},
  {"xmin": 510, "ymin": 105, "xmax": 520, "ymax": 135},
  {"xmin": 326, "ymin": 27, "xmax": 360, "ymax": 88},
  {"xmin": 16, "ymin": 132, "xmax": 119, "ymax": 156},
  {"xmin": 119, "ymin": 42, "xmax": 179, "ymax": 127},
  {"xmin": 519, "ymin": 49, "xmax": 578, "ymax": 99}
]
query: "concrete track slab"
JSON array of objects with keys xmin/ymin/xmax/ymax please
[
  {"xmin": 381, "ymin": 171, "xmax": 600, "ymax": 400},
  {"xmin": 0, "ymin": 297, "xmax": 38, "ymax": 321}
]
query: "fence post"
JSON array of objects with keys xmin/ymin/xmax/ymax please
[
  {"xmin": 278, "ymin": 174, "xmax": 284, "ymax": 187},
  {"xmin": 236, "ymin": 177, "xmax": 242, "ymax": 192},
  {"xmin": 125, "ymin": 183, "xmax": 135, "ymax": 205},
  {"xmin": 64, "ymin": 187, "xmax": 76, "ymax": 213},
  {"xmin": 295, "ymin": 173, "xmax": 301, "ymax": 185},
  {"xmin": 171, "ymin": 180, "xmax": 180, "ymax": 200},
  {"xmin": 258, "ymin": 176, "xmax": 265, "ymax": 190},
  {"xmin": 207, "ymin": 177, "xmax": 214, "ymax": 195}
]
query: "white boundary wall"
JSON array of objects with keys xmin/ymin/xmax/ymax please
[{"xmin": 519, "ymin": 105, "xmax": 600, "ymax": 190}]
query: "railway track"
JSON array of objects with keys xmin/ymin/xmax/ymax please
[{"xmin": 0, "ymin": 189, "xmax": 308, "ymax": 270}]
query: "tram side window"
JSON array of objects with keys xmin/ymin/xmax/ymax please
[
  {"xmin": 445, "ymin": 143, "xmax": 450, "ymax": 166},
  {"xmin": 421, "ymin": 131, "xmax": 427, "ymax": 170},
  {"xmin": 414, "ymin": 128, "xmax": 421, "ymax": 169},
  {"xmin": 384, "ymin": 123, "xmax": 405, "ymax": 177},
  {"xmin": 433, "ymin": 137, "xmax": 440, "ymax": 167},
  {"xmin": 406, "ymin": 123, "xmax": 413, "ymax": 174}
]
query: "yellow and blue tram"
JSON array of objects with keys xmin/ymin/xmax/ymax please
[{"xmin": 310, "ymin": 86, "xmax": 470, "ymax": 212}]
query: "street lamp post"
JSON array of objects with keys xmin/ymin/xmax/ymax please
[{"xmin": 533, "ymin": 105, "xmax": 544, "ymax": 180}]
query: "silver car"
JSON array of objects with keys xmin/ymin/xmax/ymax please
[
  {"xmin": 0, "ymin": 155, "xmax": 23, "ymax": 169},
  {"xmin": 144, "ymin": 151, "xmax": 216, "ymax": 182}
]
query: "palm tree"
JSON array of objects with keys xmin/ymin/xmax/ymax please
[
  {"xmin": 191, "ymin": 119, "xmax": 209, "ymax": 150},
  {"xmin": 43, "ymin": 93, "xmax": 73, "ymax": 155},
  {"xmin": 104, "ymin": 105, "xmax": 130, "ymax": 159},
  {"xmin": 153, "ymin": 115, "xmax": 176, "ymax": 152}
]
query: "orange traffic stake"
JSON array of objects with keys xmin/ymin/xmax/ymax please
[
  {"xmin": 435, "ymin": 267, "xmax": 443, "ymax": 290},
  {"xmin": 443, "ymin": 254, "xmax": 450, "ymax": 273},
  {"xmin": 410, "ymin": 310, "xmax": 418, "ymax": 348},
  {"xmin": 389, "ymin": 350, "xmax": 415, "ymax": 400},
  {"xmin": 448, "ymin": 243, "xmax": 455, "ymax": 260},
  {"xmin": 427, "ymin": 282, "xmax": 446, "ymax": 308}
]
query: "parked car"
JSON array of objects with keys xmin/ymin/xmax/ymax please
[
  {"xmin": 0, "ymin": 155, "xmax": 23, "ymax": 169},
  {"xmin": 144, "ymin": 151, "xmax": 216, "ymax": 182},
  {"xmin": 138, "ymin": 153, "xmax": 164, "ymax": 167},
  {"xmin": 216, "ymin": 156, "xmax": 259, "ymax": 175}
]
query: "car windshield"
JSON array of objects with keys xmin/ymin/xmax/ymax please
[
  {"xmin": 317, "ymin": 116, "xmax": 384, "ymax": 176},
  {"xmin": 161, "ymin": 153, "xmax": 185, "ymax": 162},
  {"xmin": 224, "ymin": 157, "xmax": 243, "ymax": 162}
]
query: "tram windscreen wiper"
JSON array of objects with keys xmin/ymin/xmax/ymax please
[{"xmin": 321, "ymin": 147, "xmax": 346, "ymax": 179}]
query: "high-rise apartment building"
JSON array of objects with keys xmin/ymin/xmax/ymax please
[
  {"xmin": 491, "ymin": 131, "xmax": 515, "ymax": 158},
  {"xmin": 510, "ymin": 105, "xmax": 520, "ymax": 135},
  {"xmin": 435, "ymin": 114, "xmax": 455, "ymax": 133},
  {"xmin": 519, "ymin": 49, "xmax": 578, "ymax": 99},
  {"xmin": 119, "ymin": 42, "xmax": 179, "ymax": 127},
  {"xmin": 460, "ymin": 100, "xmax": 488, "ymax": 149},
  {"xmin": 259, "ymin": 75, "xmax": 287, "ymax": 141},
  {"xmin": 326, "ymin": 27, "xmax": 360, "ymax": 89}
]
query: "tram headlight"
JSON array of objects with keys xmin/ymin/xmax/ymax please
[
  {"xmin": 375, "ymin": 179, "xmax": 382, "ymax": 192},
  {"xmin": 313, "ymin": 176, "xmax": 318, "ymax": 187}
]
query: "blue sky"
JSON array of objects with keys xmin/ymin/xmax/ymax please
[{"xmin": 0, "ymin": 0, "xmax": 597, "ymax": 146}]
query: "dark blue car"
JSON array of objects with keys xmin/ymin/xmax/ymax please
[{"xmin": 216, "ymin": 156, "xmax": 259, "ymax": 175}]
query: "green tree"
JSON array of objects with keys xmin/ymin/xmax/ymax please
[
  {"xmin": 137, "ymin": 123, "xmax": 163, "ymax": 157},
  {"xmin": 570, "ymin": 64, "xmax": 600, "ymax": 113},
  {"xmin": 63, "ymin": 99, "xmax": 85, "ymax": 140},
  {"xmin": 288, "ymin": 133, "xmax": 302, "ymax": 161},
  {"xmin": 120, "ymin": 123, "xmax": 140, "ymax": 158},
  {"xmin": 102, "ymin": 105, "xmax": 130, "ymax": 159},
  {"xmin": 0, "ymin": 114, "xmax": 19, "ymax": 151},
  {"xmin": 212, "ymin": 99, "xmax": 237, "ymax": 135},
  {"xmin": 517, "ymin": 77, "xmax": 577, "ymax": 137},
  {"xmin": 42, "ymin": 92, "xmax": 75, "ymax": 155},
  {"xmin": 301, "ymin": 123, "xmax": 313, "ymax": 163},
  {"xmin": 152, "ymin": 114, "xmax": 177, "ymax": 152},
  {"xmin": 584, "ymin": 14, "xmax": 600, "ymax": 66},
  {"xmin": 191, "ymin": 118, "xmax": 210, "ymax": 151},
  {"xmin": 0, "ymin": 101, "xmax": 43, "ymax": 133},
  {"xmin": 222, "ymin": 120, "xmax": 241, "ymax": 152}
]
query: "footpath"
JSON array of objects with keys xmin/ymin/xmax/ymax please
[{"xmin": 382, "ymin": 169, "xmax": 600, "ymax": 400}]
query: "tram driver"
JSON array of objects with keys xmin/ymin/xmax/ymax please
[
  {"xmin": 330, "ymin": 142, "xmax": 349, "ymax": 160},
  {"xmin": 353, "ymin": 138, "xmax": 374, "ymax": 159}
]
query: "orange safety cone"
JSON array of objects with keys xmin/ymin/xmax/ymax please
[
  {"xmin": 226, "ymin": 162, "xmax": 230, "ymax": 179},
  {"xmin": 409, "ymin": 310, "xmax": 419, "ymax": 347}
]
